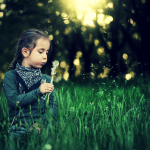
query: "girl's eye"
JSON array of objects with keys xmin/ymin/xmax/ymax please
[{"xmin": 39, "ymin": 52, "xmax": 48, "ymax": 55}]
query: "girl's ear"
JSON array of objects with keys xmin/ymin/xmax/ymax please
[{"xmin": 21, "ymin": 47, "xmax": 30, "ymax": 58}]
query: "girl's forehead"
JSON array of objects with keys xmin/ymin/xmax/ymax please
[
  {"xmin": 36, "ymin": 37, "xmax": 50, "ymax": 44},
  {"xmin": 36, "ymin": 38, "xmax": 50, "ymax": 48}
]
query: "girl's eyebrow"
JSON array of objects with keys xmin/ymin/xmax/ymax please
[{"xmin": 38, "ymin": 48, "xmax": 49, "ymax": 51}]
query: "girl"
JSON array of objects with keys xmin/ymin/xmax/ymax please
[{"xmin": 3, "ymin": 29, "xmax": 57, "ymax": 143}]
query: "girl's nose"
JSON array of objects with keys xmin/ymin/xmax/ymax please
[{"xmin": 43, "ymin": 54, "xmax": 47, "ymax": 59}]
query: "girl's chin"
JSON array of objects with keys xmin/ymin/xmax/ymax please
[{"xmin": 31, "ymin": 65, "xmax": 42, "ymax": 69}]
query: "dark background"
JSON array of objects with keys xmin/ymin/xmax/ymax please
[{"xmin": 0, "ymin": 0, "xmax": 150, "ymax": 86}]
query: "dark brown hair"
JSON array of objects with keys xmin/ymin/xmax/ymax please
[
  {"xmin": 7, "ymin": 29, "xmax": 51, "ymax": 72},
  {"xmin": 2, "ymin": 29, "xmax": 51, "ymax": 93}
]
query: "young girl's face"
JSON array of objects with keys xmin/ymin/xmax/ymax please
[{"xmin": 22, "ymin": 37, "xmax": 50, "ymax": 69}]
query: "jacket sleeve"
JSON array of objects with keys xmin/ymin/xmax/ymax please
[{"xmin": 4, "ymin": 71, "xmax": 43, "ymax": 110}]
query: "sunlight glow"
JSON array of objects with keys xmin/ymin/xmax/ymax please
[
  {"xmin": 107, "ymin": 2, "xmax": 113, "ymax": 8},
  {"xmin": 105, "ymin": 16, "xmax": 113, "ymax": 24},
  {"xmin": 107, "ymin": 41, "xmax": 112, "ymax": 49},
  {"xmin": 98, "ymin": 14, "xmax": 113, "ymax": 26},
  {"xmin": 130, "ymin": 19, "xmax": 133, "ymax": 24},
  {"xmin": 64, "ymin": 20, "xmax": 69, "ymax": 24},
  {"xmin": 60, "ymin": 61, "xmax": 67, "ymax": 68},
  {"xmin": 55, "ymin": 30, "xmax": 59, "ymax": 35},
  {"xmin": 94, "ymin": 39, "xmax": 99, "ymax": 46},
  {"xmin": 125, "ymin": 74, "xmax": 132, "ymax": 80},
  {"xmin": 56, "ymin": 11, "xmax": 60, "ymax": 16},
  {"xmin": 84, "ymin": 11, "xmax": 96, "ymax": 27},
  {"xmin": 76, "ymin": 51, "xmax": 83, "ymax": 58},
  {"xmin": 61, "ymin": 12, "xmax": 69, "ymax": 24},
  {"xmin": 73, "ymin": 59, "xmax": 80, "ymax": 66},
  {"xmin": 48, "ymin": 0, "xmax": 52, "ymax": 3},
  {"xmin": 63, "ymin": 71, "xmax": 69, "ymax": 81},
  {"xmin": 64, "ymin": 27, "xmax": 71, "ymax": 34},
  {"xmin": 71, "ymin": 0, "xmax": 113, "ymax": 27},
  {"xmin": 133, "ymin": 33, "xmax": 139, "ymax": 40},
  {"xmin": 0, "ymin": 4, "xmax": 6, "ymax": 10},
  {"xmin": 98, "ymin": 9, "xmax": 104, "ymax": 14},
  {"xmin": 97, "ymin": 14, "xmax": 104, "ymax": 24},
  {"xmin": 123, "ymin": 53, "xmax": 128, "ymax": 60},
  {"xmin": 0, "ymin": 12, "xmax": 3, "ymax": 18},
  {"xmin": 97, "ymin": 67, "xmax": 109, "ymax": 79},
  {"xmin": 88, "ymin": 0, "xmax": 101, "ymax": 5},
  {"xmin": 38, "ymin": 3, "xmax": 43, "ymax": 6},
  {"xmin": 0, "ymin": 72, "xmax": 4, "ymax": 80},
  {"xmin": 61, "ymin": 12, "xmax": 68, "ymax": 19},
  {"xmin": 97, "ymin": 47, "xmax": 104, "ymax": 55},
  {"xmin": 81, "ymin": 26, "xmax": 86, "ymax": 32},
  {"xmin": 130, "ymin": 71, "xmax": 135, "ymax": 78},
  {"xmin": 47, "ymin": 19, "xmax": 51, "ymax": 23},
  {"xmin": 49, "ymin": 35, "xmax": 53, "ymax": 40}
]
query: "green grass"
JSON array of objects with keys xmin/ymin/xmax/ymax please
[{"xmin": 1, "ymin": 76, "xmax": 150, "ymax": 150}]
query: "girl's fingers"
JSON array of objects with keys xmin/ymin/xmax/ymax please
[{"xmin": 47, "ymin": 89, "xmax": 53, "ymax": 92}]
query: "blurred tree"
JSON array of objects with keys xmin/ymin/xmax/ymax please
[
  {"xmin": 121, "ymin": 0, "xmax": 150, "ymax": 79},
  {"xmin": 0, "ymin": 0, "xmax": 66, "ymax": 75},
  {"xmin": 62, "ymin": 20, "xmax": 96, "ymax": 82},
  {"xmin": 58, "ymin": 0, "xmax": 144, "ymax": 81},
  {"xmin": 90, "ymin": 0, "xmax": 128, "ymax": 79},
  {"xmin": 1, "ymin": 0, "xmax": 150, "ymax": 84},
  {"xmin": 56, "ymin": 0, "xmax": 96, "ymax": 81}
]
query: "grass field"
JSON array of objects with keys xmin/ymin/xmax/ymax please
[{"xmin": 0, "ymin": 76, "xmax": 150, "ymax": 150}]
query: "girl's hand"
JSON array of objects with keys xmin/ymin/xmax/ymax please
[
  {"xmin": 28, "ymin": 123, "xmax": 41, "ymax": 134},
  {"xmin": 39, "ymin": 83, "xmax": 54, "ymax": 95}
]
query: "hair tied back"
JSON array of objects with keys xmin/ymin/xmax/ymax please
[{"xmin": 23, "ymin": 31, "xmax": 36, "ymax": 36}]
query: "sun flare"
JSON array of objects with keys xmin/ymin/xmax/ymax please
[{"xmin": 72, "ymin": 0, "xmax": 113, "ymax": 27}]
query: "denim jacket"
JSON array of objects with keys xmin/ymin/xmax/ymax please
[{"xmin": 4, "ymin": 69, "xmax": 57, "ymax": 135}]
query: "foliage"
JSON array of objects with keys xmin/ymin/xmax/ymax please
[
  {"xmin": 0, "ymin": 0, "xmax": 150, "ymax": 84},
  {"xmin": 0, "ymin": 77, "xmax": 150, "ymax": 149}
]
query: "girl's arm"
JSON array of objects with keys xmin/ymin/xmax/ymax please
[{"xmin": 4, "ymin": 72, "xmax": 43, "ymax": 110}]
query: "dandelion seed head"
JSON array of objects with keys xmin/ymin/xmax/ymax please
[{"xmin": 51, "ymin": 60, "xmax": 59, "ymax": 75}]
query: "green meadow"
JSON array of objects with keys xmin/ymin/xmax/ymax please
[{"xmin": 0, "ymin": 75, "xmax": 150, "ymax": 150}]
